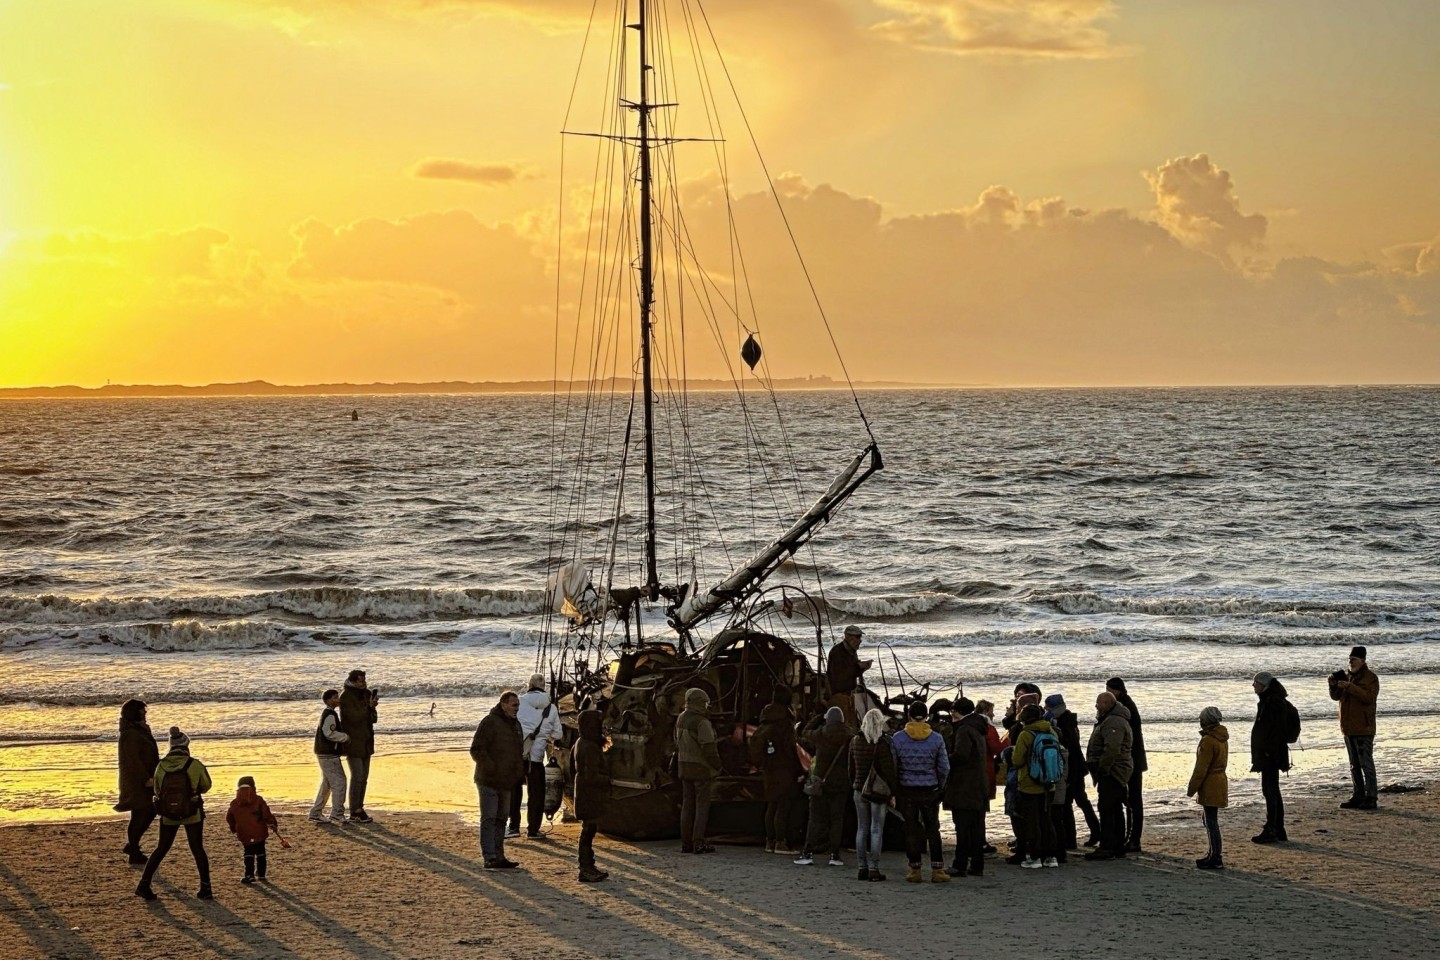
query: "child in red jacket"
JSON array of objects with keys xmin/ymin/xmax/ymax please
[{"xmin": 226, "ymin": 775, "xmax": 279, "ymax": 883}]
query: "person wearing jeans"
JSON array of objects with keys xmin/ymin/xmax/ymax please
[
  {"xmin": 308, "ymin": 689, "xmax": 350, "ymax": 823},
  {"xmin": 848, "ymin": 708, "xmax": 896, "ymax": 881},
  {"xmin": 470, "ymin": 691, "xmax": 524, "ymax": 868},
  {"xmin": 1330, "ymin": 646, "xmax": 1380, "ymax": 810}
]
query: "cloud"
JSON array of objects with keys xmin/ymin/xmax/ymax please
[
  {"xmin": 1145, "ymin": 153, "xmax": 1267, "ymax": 260},
  {"xmin": 22, "ymin": 227, "xmax": 231, "ymax": 276},
  {"xmin": 869, "ymin": 0, "xmax": 1122, "ymax": 58},
  {"xmin": 409, "ymin": 158, "xmax": 531, "ymax": 186}
]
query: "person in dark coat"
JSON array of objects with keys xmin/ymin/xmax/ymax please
[
  {"xmin": 116, "ymin": 698, "xmax": 161, "ymax": 865},
  {"xmin": 471, "ymin": 690, "xmax": 524, "ymax": 869},
  {"xmin": 572, "ymin": 709, "xmax": 610, "ymax": 882},
  {"xmin": 339, "ymin": 669, "xmax": 379, "ymax": 823},
  {"xmin": 1045, "ymin": 693, "xmax": 1099, "ymax": 850},
  {"xmin": 826, "ymin": 625, "xmax": 872, "ymax": 725},
  {"xmin": 749, "ymin": 688, "xmax": 802, "ymax": 854},
  {"xmin": 1250, "ymin": 672, "xmax": 1293, "ymax": 843},
  {"xmin": 795, "ymin": 706, "xmax": 852, "ymax": 867},
  {"xmin": 943, "ymin": 698, "xmax": 989, "ymax": 877},
  {"xmin": 1106, "ymin": 677, "xmax": 1147, "ymax": 851}
]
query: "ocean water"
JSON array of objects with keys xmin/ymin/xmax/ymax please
[{"xmin": 2, "ymin": 388, "xmax": 1438, "ymax": 819}]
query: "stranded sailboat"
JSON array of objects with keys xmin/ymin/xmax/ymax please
[{"xmin": 538, "ymin": 0, "xmax": 899, "ymax": 839}]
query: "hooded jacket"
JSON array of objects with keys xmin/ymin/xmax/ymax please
[
  {"xmin": 1187, "ymin": 723, "xmax": 1230, "ymax": 808},
  {"xmin": 801, "ymin": 714, "xmax": 853, "ymax": 794},
  {"xmin": 749, "ymin": 703, "xmax": 802, "ymax": 801},
  {"xmin": 891, "ymin": 719, "xmax": 949, "ymax": 790},
  {"xmin": 471, "ymin": 702, "xmax": 525, "ymax": 788},
  {"xmin": 153, "ymin": 748, "xmax": 213, "ymax": 826},
  {"xmin": 1251, "ymin": 678, "xmax": 1294, "ymax": 773},
  {"xmin": 571, "ymin": 709, "xmax": 609, "ymax": 822},
  {"xmin": 116, "ymin": 718, "xmax": 160, "ymax": 813},
  {"xmin": 1109, "ymin": 686, "xmax": 1148, "ymax": 774},
  {"xmin": 675, "ymin": 704, "xmax": 722, "ymax": 780},
  {"xmin": 226, "ymin": 785, "xmax": 278, "ymax": 845},
  {"xmin": 1012, "ymin": 718, "xmax": 1064, "ymax": 796},
  {"xmin": 1049, "ymin": 707, "xmax": 1090, "ymax": 786},
  {"xmin": 339, "ymin": 681, "xmax": 377, "ymax": 759},
  {"xmin": 1329, "ymin": 664, "xmax": 1380, "ymax": 736},
  {"xmin": 517, "ymin": 688, "xmax": 563, "ymax": 763},
  {"xmin": 1086, "ymin": 702, "xmax": 1134, "ymax": 786},
  {"xmin": 943, "ymin": 713, "xmax": 991, "ymax": 812}
]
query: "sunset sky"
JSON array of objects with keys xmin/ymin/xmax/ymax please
[{"xmin": 2, "ymin": 0, "xmax": 1439, "ymax": 387}]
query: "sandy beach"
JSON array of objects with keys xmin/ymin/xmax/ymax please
[{"xmin": 2, "ymin": 781, "xmax": 1435, "ymax": 960}]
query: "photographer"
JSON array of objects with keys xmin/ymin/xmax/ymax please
[
  {"xmin": 339, "ymin": 668, "xmax": 379, "ymax": 823},
  {"xmin": 1329, "ymin": 647, "xmax": 1381, "ymax": 810}
]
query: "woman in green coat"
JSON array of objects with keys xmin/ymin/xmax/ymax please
[{"xmin": 135, "ymin": 726, "xmax": 213, "ymax": 901}]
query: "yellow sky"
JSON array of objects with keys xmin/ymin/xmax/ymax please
[{"xmin": 2, "ymin": 0, "xmax": 1439, "ymax": 387}]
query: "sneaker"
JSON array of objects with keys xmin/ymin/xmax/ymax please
[
  {"xmin": 307, "ymin": 815, "xmax": 327, "ymax": 824},
  {"xmin": 526, "ymin": 831, "xmax": 542, "ymax": 839},
  {"xmin": 1004, "ymin": 853, "xmax": 1026, "ymax": 866},
  {"xmin": 1197, "ymin": 859, "xmax": 1224, "ymax": 870},
  {"xmin": 930, "ymin": 867, "xmax": 950, "ymax": 883},
  {"xmin": 1043, "ymin": 857, "xmax": 1059, "ymax": 868},
  {"xmin": 578, "ymin": 867, "xmax": 609, "ymax": 882},
  {"xmin": 944, "ymin": 866, "xmax": 966, "ymax": 878},
  {"xmin": 1021, "ymin": 858, "xmax": 1043, "ymax": 869},
  {"xmin": 827, "ymin": 856, "xmax": 844, "ymax": 867},
  {"xmin": 765, "ymin": 842, "xmax": 777, "ymax": 854},
  {"xmin": 241, "ymin": 876, "xmax": 256, "ymax": 885},
  {"xmin": 503, "ymin": 827, "xmax": 521, "ymax": 839},
  {"xmin": 350, "ymin": 811, "xmax": 374, "ymax": 824},
  {"xmin": 793, "ymin": 854, "xmax": 814, "ymax": 866},
  {"xmin": 982, "ymin": 843, "xmax": 998, "ymax": 856},
  {"xmin": 905, "ymin": 866, "xmax": 922, "ymax": 883},
  {"xmin": 693, "ymin": 844, "xmax": 716, "ymax": 855}
]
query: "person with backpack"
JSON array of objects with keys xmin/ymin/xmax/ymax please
[
  {"xmin": 572, "ymin": 708, "xmax": 610, "ymax": 882},
  {"xmin": 849, "ymin": 708, "xmax": 897, "ymax": 881},
  {"xmin": 308, "ymin": 689, "xmax": 350, "ymax": 824},
  {"xmin": 943, "ymin": 697, "xmax": 989, "ymax": 877},
  {"xmin": 1330, "ymin": 646, "xmax": 1381, "ymax": 810},
  {"xmin": 510, "ymin": 673, "xmax": 562, "ymax": 839},
  {"xmin": 794, "ymin": 706, "xmax": 852, "ymax": 867},
  {"xmin": 1083, "ymin": 692, "xmax": 1134, "ymax": 862},
  {"xmin": 115, "ymin": 698, "xmax": 160, "ymax": 865},
  {"xmin": 1187, "ymin": 706, "xmax": 1229, "ymax": 869},
  {"xmin": 675, "ymin": 687, "xmax": 722, "ymax": 855},
  {"xmin": 1250, "ymin": 672, "xmax": 1298, "ymax": 843},
  {"xmin": 1011, "ymin": 704, "xmax": 1065, "ymax": 868},
  {"xmin": 135, "ymin": 726, "xmax": 213, "ymax": 901},
  {"xmin": 1105, "ymin": 677, "xmax": 1147, "ymax": 851},
  {"xmin": 892, "ymin": 699, "xmax": 950, "ymax": 883},
  {"xmin": 471, "ymin": 690, "xmax": 525, "ymax": 869},
  {"xmin": 226, "ymin": 775, "xmax": 280, "ymax": 884},
  {"xmin": 749, "ymin": 687, "xmax": 802, "ymax": 854},
  {"xmin": 339, "ymin": 668, "xmax": 378, "ymax": 823}
]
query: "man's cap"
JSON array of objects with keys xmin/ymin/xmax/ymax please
[{"xmin": 843, "ymin": 625, "xmax": 864, "ymax": 638}]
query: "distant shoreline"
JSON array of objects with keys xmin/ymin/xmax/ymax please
[
  {"xmin": 2, "ymin": 379, "xmax": 1436, "ymax": 399},
  {"xmin": 0, "ymin": 377, "xmax": 970, "ymax": 399}
]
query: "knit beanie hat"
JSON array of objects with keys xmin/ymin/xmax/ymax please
[
  {"xmin": 1350, "ymin": 646, "xmax": 1367, "ymax": 661},
  {"xmin": 825, "ymin": 706, "xmax": 844, "ymax": 724},
  {"xmin": 1253, "ymin": 671, "xmax": 1274, "ymax": 690},
  {"xmin": 954, "ymin": 697, "xmax": 975, "ymax": 716},
  {"xmin": 1044, "ymin": 693, "xmax": 1066, "ymax": 711},
  {"xmin": 685, "ymin": 687, "xmax": 709, "ymax": 708},
  {"xmin": 238, "ymin": 775, "xmax": 256, "ymax": 789},
  {"xmin": 907, "ymin": 699, "xmax": 928, "ymax": 720},
  {"xmin": 168, "ymin": 726, "xmax": 190, "ymax": 749},
  {"xmin": 1199, "ymin": 706, "xmax": 1222, "ymax": 728},
  {"xmin": 1105, "ymin": 677, "xmax": 1129, "ymax": 696}
]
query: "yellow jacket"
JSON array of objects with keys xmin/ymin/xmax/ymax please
[{"xmin": 1186, "ymin": 724, "xmax": 1229, "ymax": 808}]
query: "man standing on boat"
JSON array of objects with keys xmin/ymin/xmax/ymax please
[{"xmin": 827, "ymin": 625, "xmax": 872, "ymax": 726}]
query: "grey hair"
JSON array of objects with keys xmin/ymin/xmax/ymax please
[{"xmin": 860, "ymin": 708, "xmax": 887, "ymax": 744}]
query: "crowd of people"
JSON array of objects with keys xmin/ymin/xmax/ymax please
[{"xmin": 113, "ymin": 637, "xmax": 1383, "ymax": 899}]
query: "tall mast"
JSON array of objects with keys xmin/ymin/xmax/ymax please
[{"xmin": 635, "ymin": 0, "xmax": 660, "ymax": 599}]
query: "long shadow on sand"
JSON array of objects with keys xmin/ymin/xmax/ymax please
[
  {"xmin": 0, "ymin": 858, "xmax": 102, "ymax": 960},
  {"xmin": 254, "ymin": 880, "xmax": 401, "ymax": 960}
]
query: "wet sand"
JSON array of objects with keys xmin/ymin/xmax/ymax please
[{"xmin": 2, "ymin": 782, "xmax": 1436, "ymax": 960}]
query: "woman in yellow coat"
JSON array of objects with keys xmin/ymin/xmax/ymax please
[{"xmin": 1186, "ymin": 706, "xmax": 1229, "ymax": 870}]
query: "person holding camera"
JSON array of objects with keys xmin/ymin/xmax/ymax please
[
  {"xmin": 339, "ymin": 668, "xmax": 379, "ymax": 823},
  {"xmin": 1330, "ymin": 646, "xmax": 1381, "ymax": 810}
]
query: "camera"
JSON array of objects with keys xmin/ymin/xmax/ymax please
[{"xmin": 1328, "ymin": 670, "xmax": 1347, "ymax": 685}]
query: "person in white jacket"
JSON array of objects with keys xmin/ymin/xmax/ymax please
[
  {"xmin": 308, "ymin": 689, "xmax": 351, "ymax": 824},
  {"xmin": 509, "ymin": 674, "xmax": 562, "ymax": 838}
]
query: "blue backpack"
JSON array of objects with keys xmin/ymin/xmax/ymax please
[{"xmin": 1026, "ymin": 731, "xmax": 1065, "ymax": 788}]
